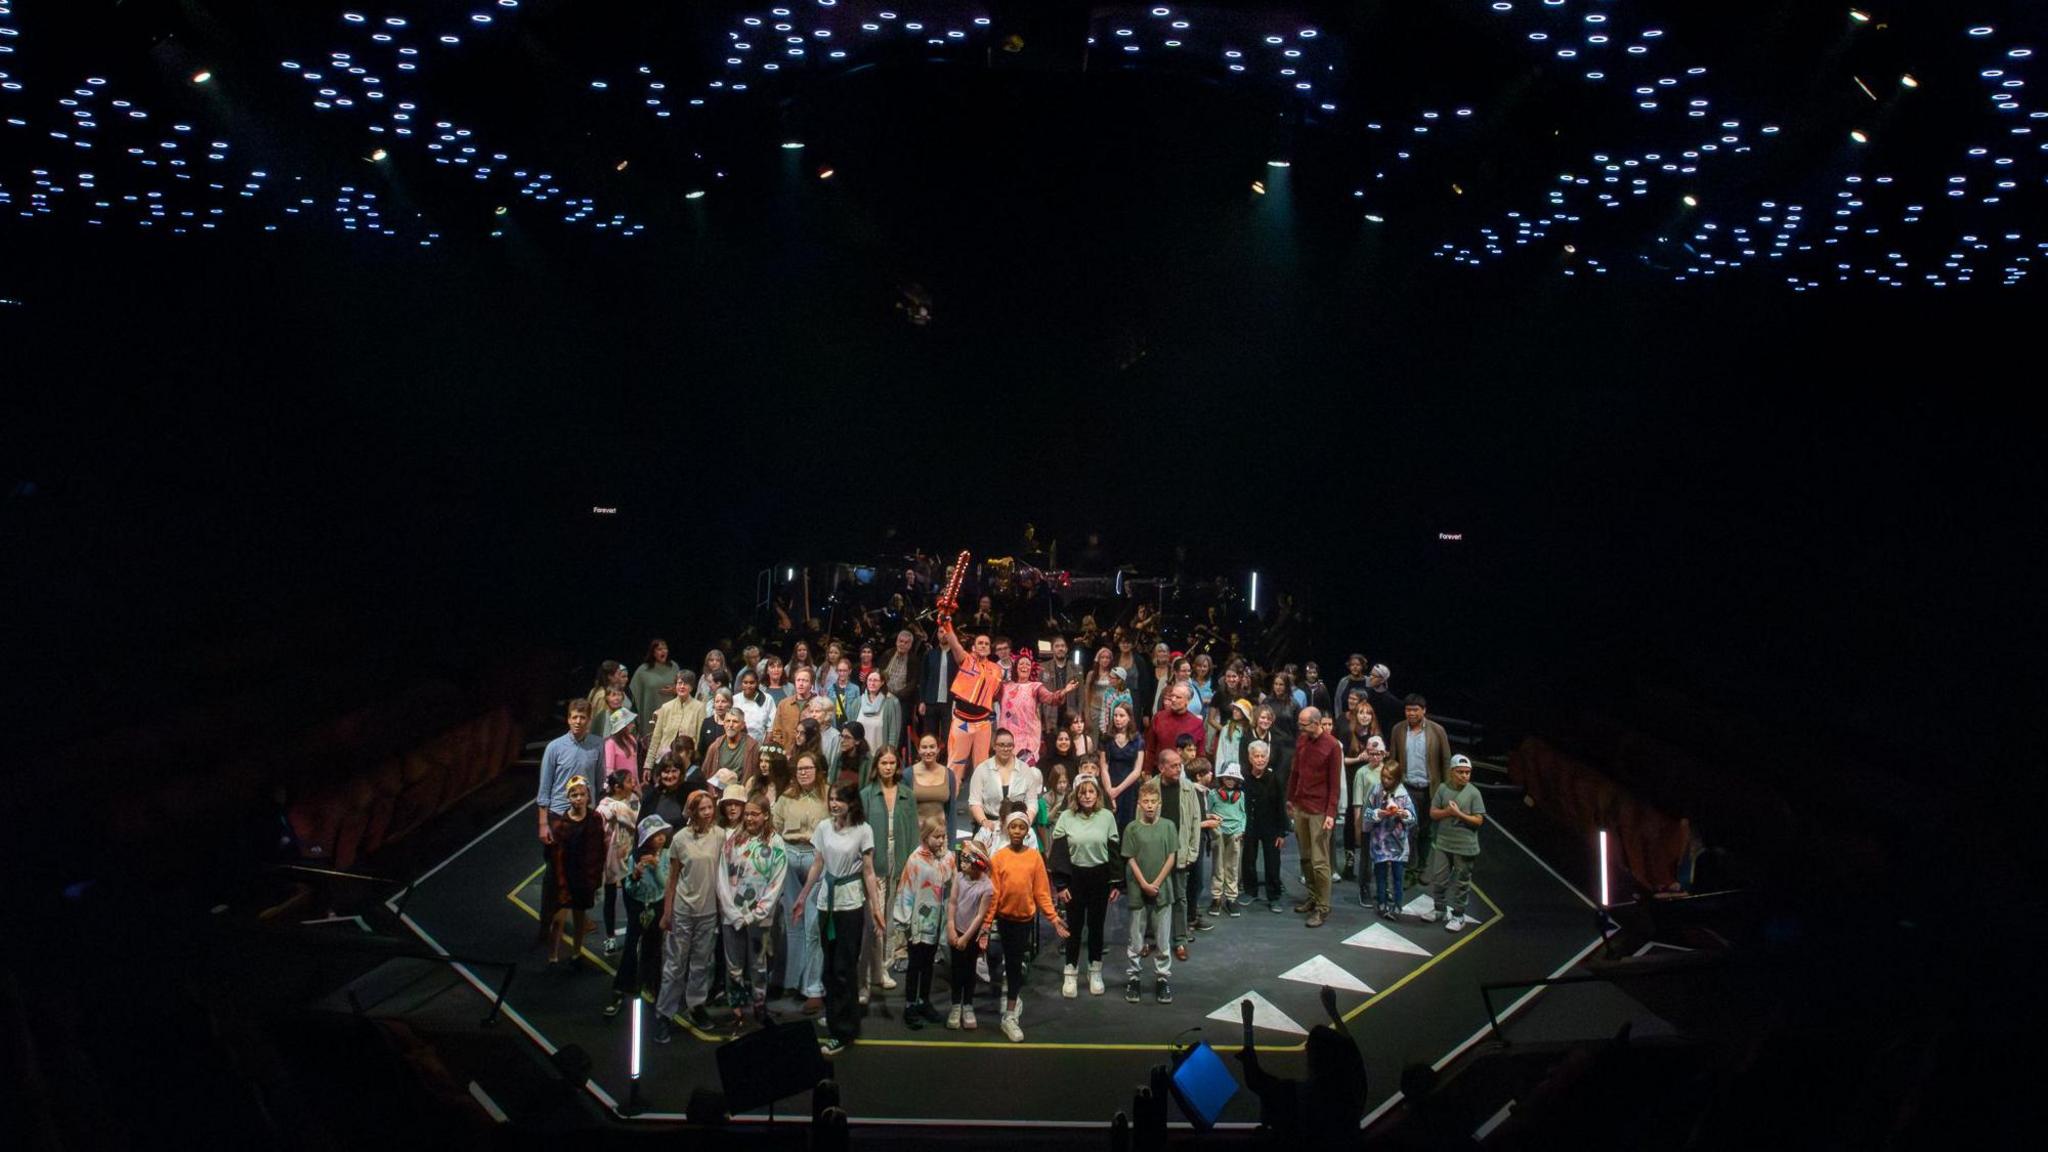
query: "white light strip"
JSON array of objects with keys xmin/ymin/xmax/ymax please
[
  {"xmin": 468, "ymin": 1081, "xmax": 510, "ymax": 1123},
  {"xmin": 1597, "ymin": 829, "xmax": 1609, "ymax": 907},
  {"xmin": 630, "ymin": 997, "xmax": 642, "ymax": 1080}
]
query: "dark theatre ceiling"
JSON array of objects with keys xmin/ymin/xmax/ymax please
[{"xmin": 0, "ymin": 0, "xmax": 2042, "ymax": 291}]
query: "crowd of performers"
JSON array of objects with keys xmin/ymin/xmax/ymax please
[{"xmin": 532, "ymin": 606, "xmax": 1485, "ymax": 1066}]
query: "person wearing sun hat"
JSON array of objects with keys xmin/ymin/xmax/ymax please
[
  {"xmin": 1211, "ymin": 696, "xmax": 1256, "ymax": 780},
  {"xmin": 605, "ymin": 814, "xmax": 673, "ymax": 1018},
  {"xmin": 602, "ymin": 706, "xmax": 640, "ymax": 793}
]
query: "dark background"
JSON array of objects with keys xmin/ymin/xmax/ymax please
[{"xmin": 5, "ymin": 0, "xmax": 2040, "ymax": 802}]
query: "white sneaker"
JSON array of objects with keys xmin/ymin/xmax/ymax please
[
  {"xmin": 1087, "ymin": 964, "xmax": 1105, "ymax": 996},
  {"xmin": 1000, "ymin": 1012, "xmax": 1024, "ymax": 1043},
  {"xmin": 961, "ymin": 1005, "xmax": 977, "ymax": 1030},
  {"xmin": 946, "ymin": 1004, "xmax": 962, "ymax": 1030},
  {"xmin": 601, "ymin": 938, "xmax": 620, "ymax": 955},
  {"xmin": 1062, "ymin": 965, "xmax": 1078, "ymax": 999},
  {"xmin": 1446, "ymin": 914, "xmax": 1465, "ymax": 933},
  {"xmin": 879, "ymin": 973, "xmax": 898, "ymax": 990},
  {"xmin": 858, "ymin": 987, "xmax": 870, "ymax": 1006}
]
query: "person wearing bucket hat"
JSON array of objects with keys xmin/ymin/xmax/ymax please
[
  {"xmin": 602, "ymin": 705, "xmax": 640, "ymax": 794},
  {"xmin": 1210, "ymin": 697, "xmax": 1256, "ymax": 781},
  {"xmin": 605, "ymin": 814, "xmax": 673, "ymax": 1019},
  {"xmin": 716, "ymin": 793, "xmax": 788, "ymax": 1027}
]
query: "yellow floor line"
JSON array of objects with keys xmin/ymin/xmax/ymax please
[{"xmin": 502, "ymin": 868, "xmax": 1511, "ymax": 1054}]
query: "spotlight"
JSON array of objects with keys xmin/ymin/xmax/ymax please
[
  {"xmin": 1848, "ymin": 9, "xmax": 1870, "ymax": 24},
  {"xmin": 370, "ymin": 147, "xmax": 388, "ymax": 161},
  {"xmin": 494, "ymin": 205, "xmax": 508, "ymax": 215},
  {"xmin": 615, "ymin": 160, "xmax": 629, "ymax": 171},
  {"xmin": 684, "ymin": 189, "xmax": 706, "ymax": 199},
  {"xmin": 1849, "ymin": 129, "xmax": 1868, "ymax": 144},
  {"xmin": 190, "ymin": 70, "xmax": 213, "ymax": 85},
  {"xmin": 817, "ymin": 166, "xmax": 834, "ymax": 179},
  {"xmin": 1900, "ymin": 73, "xmax": 1919, "ymax": 88},
  {"xmin": 1364, "ymin": 214, "xmax": 1385, "ymax": 223},
  {"xmin": 1250, "ymin": 179, "xmax": 1266, "ymax": 194},
  {"xmin": 1683, "ymin": 194, "xmax": 1699, "ymax": 207},
  {"xmin": 1266, "ymin": 159, "xmax": 1291, "ymax": 168},
  {"xmin": 780, "ymin": 140, "xmax": 805, "ymax": 150}
]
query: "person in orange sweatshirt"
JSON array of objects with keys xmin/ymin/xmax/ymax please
[{"xmin": 984, "ymin": 805, "xmax": 1070, "ymax": 1042}]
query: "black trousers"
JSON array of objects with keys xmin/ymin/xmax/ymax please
[
  {"xmin": 917, "ymin": 701, "xmax": 952, "ymax": 740},
  {"xmin": 1242, "ymin": 833, "xmax": 1284, "ymax": 900},
  {"xmin": 1063, "ymin": 862, "xmax": 1116, "ymax": 966},
  {"xmin": 612, "ymin": 891, "xmax": 662, "ymax": 997},
  {"xmin": 906, "ymin": 942, "xmax": 937, "ymax": 1003},
  {"xmin": 821, "ymin": 909, "xmax": 867, "ymax": 1041},
  {"xmin": 996, "ymin": 918, "xmax": 1033, "ymax": 1002},
  {"xmin": 948, "ymin": 935, "xmax": 982, "ymax": 1005},
  {"xmin": 1406, "ymin": 784, "xmax": 1433, "ymax": 878}
]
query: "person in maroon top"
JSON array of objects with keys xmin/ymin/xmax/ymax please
[
  {"xmin": 1145, "ymin": 684, "xmax": 1206, "ymax": 762},
  {"xmin": 1285, "ymin": 708, "xmax": 1344, "ymax": 927}
]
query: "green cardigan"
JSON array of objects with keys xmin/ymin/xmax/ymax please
[{"xmin": 858, "ymin": 778, "xmax": 921, "ymax": 882}]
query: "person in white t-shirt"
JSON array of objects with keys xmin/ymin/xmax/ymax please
[{"xmin": 792, "ymin": 784, "xmax": 886, "ymax": 1057}]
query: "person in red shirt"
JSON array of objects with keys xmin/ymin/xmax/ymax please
[
  {"xmin": 1145, "ymin": 683, "xmax": 1206, "ymax": 760},
  {"xmin": 1286, "ymin": 708, "xmax": 1345, "ymax": 927},
  {"xmin": 940, "ymin": 623, "xmax": 1004, "ymax": 785}
]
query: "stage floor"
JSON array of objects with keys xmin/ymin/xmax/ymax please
[{"xmin": 390, "ymin": 792, "xmax": 1601, "ymax": 1128}]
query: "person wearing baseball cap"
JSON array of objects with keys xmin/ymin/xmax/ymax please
[
  {"xmin": 1365, "ymin": 664, "xmax": 1402, "ymax": 745},
  {"xmin": 1426, "ymin": 755, "xmax": 1486, "ymax": 932}
]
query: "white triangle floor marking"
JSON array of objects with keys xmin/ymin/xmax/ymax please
[
  {"xmin": 1402, "ymin": 893, "xmax": 1482, "ymax": 922},
  {"xmin": 1279, "ymin": 954, "xmax": 1373, "ymax": 994},
  {"xmin": 1343, "ymin": 921, "xmax": 1433, "ymax": 957},
  {"xmin": 1207, "ymin": 990, "xmax": 1307, "ymax": 1036}
]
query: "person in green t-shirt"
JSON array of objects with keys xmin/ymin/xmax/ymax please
[
  {"xmin": 1426, "ymin": 755, "xmax": 1486, "ymax": 931},
  {"xmin": 1121, "ymin": 779, "xmax": 1179, "ymax": 1003}
]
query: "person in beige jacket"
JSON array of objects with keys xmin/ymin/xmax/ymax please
[{"xmin": 643, "ymin": 670, "xmax": 704, "ymax": 776}]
